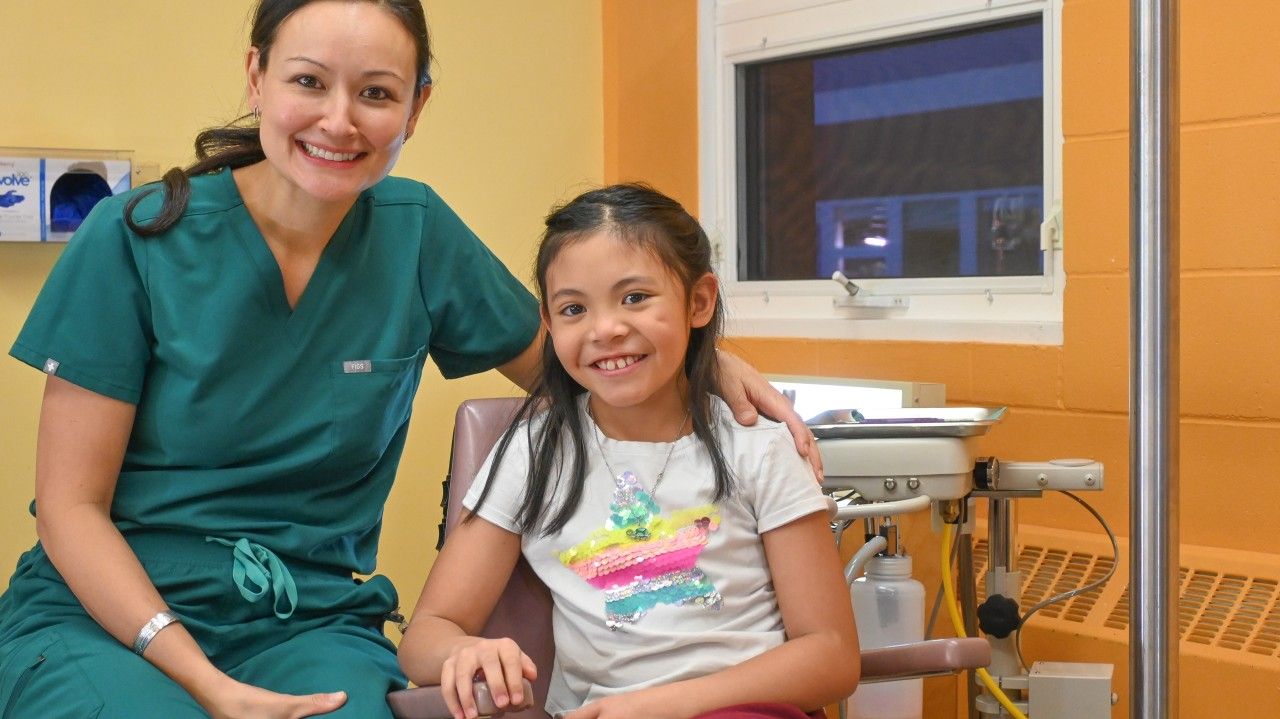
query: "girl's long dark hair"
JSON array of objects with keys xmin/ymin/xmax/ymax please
[
  {"xmin": 473, "ymin": 184, "xmax": 734, "ymax": 536},
  {"xmin": 124, "ymin": 0, "xmax": 432, "ymax": 236}
]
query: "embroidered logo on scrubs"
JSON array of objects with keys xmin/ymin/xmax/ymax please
[
  {"xmin": 558, "ymin": 471, "xmax": 722, "ymax": 630},
  {"xmin": 343, "ymin": 360, "xmax": 372, "ymax": 374},
  {"xmin": 43, "ymin": 358, "xmax": 60, "ymax": 375}
]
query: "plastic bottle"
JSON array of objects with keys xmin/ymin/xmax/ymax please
[{"xmin": 846, "ymin": 554, "xmax": 925, "ymax": 719}]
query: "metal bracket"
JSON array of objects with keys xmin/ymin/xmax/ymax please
[{"xmin": 1040, "ymin": 202, "xmax": 1064, "ymax": 251}]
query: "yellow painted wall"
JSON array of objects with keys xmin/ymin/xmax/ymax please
[
  {"xmin": 603, "ymin": 0, "xmax": 1280, "ymax": 716},
  {"xmin": 0, "ymin": 0, "xmax": 602, "ymax": 616}
]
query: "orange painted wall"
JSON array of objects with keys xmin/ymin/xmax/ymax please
[
  {"xmin": 603, "ymin": 0, "xmax": 1280, "ymax": 716},
  {"xmin": 602, "ymin": 0, "xmax": 699, "ymax": 209}
]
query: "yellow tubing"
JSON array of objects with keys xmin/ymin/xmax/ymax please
[{"xmin": 941, "ymin": 523, "xmax": 1030, "ymax": 719}]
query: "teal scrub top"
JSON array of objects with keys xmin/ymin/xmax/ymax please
[{"xmin": 10, "ymin": 167, "xmax": 540, "ymax": 574}]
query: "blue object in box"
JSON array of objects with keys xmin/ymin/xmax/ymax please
[
  {"xmin": 0, "ymin": 189, "xmax": 26, "ymax": 208},
  {"xmin": 0, "ymin": 155, "xmax": 132, "ymax": 242}
]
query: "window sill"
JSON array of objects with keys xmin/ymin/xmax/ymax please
[{"xmin": 725, "ymin": 313, "xmax": 1063, "ymax": 345}]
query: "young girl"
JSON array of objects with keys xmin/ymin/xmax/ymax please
[{"xmin": 399, "ymin": 185, "xmax": 859, "ymax": 719}]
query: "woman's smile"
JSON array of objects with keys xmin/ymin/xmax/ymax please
[{"xmin": 298, "ymin": 140, "xmax": 363, "ymax": 163}]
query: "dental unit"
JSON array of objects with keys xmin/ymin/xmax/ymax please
[{"xmin": 784, "ymin": 380, "xmax": 1115, "ymax": 719}]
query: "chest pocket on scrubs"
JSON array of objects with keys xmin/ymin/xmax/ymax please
[
  {"xmin": 329, "ymin": 345, "xmax": 426, "ymax": 471},
  {"xmin": 0, "ymin": 631, "xmax": 105, "ymax": 719}
]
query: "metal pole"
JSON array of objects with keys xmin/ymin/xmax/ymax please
[
  {"xmin": 985, "ymin": 499, "xmax": 1021, "ymax": 679},
  {"xmin": 956, "ymin": 527, "xmax": 979, "ymax": 719},
  {"xmin": 1130, "ymin": 1, "xmax": 1180, "ymax": 717}
]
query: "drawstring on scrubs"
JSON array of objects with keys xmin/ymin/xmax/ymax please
[{"xmin": 205, "ymin": 536, "xmax": 299, "ymax": 619}]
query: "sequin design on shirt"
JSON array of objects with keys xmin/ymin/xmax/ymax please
[{"xmin": 559, "ymin": 470, "xmax": 722, "ymax": 629}]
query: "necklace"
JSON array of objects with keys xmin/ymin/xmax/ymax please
[{"xmin": 587, "ymin": 401, "xmax": 692, "ymax": 495}]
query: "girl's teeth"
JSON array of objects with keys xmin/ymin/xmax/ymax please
[
  {"xmin": 599, "ymin": 356, "xmax": 636, "ymax": 371},
  {"xmin": 303, "ymin": 142, "xmax": 358, "ymax": 161}
]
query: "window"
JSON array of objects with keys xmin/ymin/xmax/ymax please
[{"xmin": 699, "ymin": 0, "xmax": 1063, "ymax": 344}]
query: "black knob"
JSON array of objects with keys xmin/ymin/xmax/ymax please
[
  {"xmin": 973, "ymin": 456, "xmax": 1000, "ymax": 490},
  {"xmin": 977, "ymin": 594, "xmax": 1021, "ymax": 638}
]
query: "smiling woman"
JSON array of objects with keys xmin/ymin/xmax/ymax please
[
  {"xmin": 235, "ymin": 1, "xmax": 432, "ymax": 306},
  {"xmin": 244, "ymin": 2, "xmax": 427, "ymax": 208},
  {"xmin": 0, "ymin": 2, "xmax": 545, "ymax": 718}
]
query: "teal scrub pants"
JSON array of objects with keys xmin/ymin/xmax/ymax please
[{"xmin": 0, "ymin": 529, "xmax": 406, "ymax": 718}]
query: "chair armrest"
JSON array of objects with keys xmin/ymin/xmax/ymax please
[
  {"xmin": 388, "ymin": 679, "xmax": 535, "ymax": 719},
  {"xmin": 860, "ymin": 637, "xmax": 991, "ymax": 684}
]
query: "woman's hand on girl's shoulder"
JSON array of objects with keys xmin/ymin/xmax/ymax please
[
  {"xmin": 440, "ymin": 637, "xmax": 537, "ymax": 719},
  {"xmin": 713, "ymin": 348, "xmax": 823, "ymax": 481}
]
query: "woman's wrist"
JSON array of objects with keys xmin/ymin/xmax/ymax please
[
  {"xmin": 136, "ymin": 624, "xmax": 233, "ymax": 710},
  {"xmin": 188, "ymin": 669, "xmax": 242, "ymax": 716}
]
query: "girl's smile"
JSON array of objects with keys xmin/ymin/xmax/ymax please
[{"xmin": 590, "ymin": 354, "xmax": 643, "ymax": 372}]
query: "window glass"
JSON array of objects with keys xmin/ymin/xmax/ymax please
[{"xmin": 738, "ymin": 16, "xmax": 1044, "ymax": 282}]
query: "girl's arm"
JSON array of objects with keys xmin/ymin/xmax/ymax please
[
  {"xmin": 35, "ymin": 376, "xmax": 348, "ymax": 719},
  {"xmin": 399, "ymin": 512, "xmax": 536, "ymax": 719},
  {"xmin": 565, "ymin": 511, "xmax": 859, "ymax": 719}
]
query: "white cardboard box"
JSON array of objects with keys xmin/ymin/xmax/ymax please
[
  {"xmin": 0, "ymin": 155, "xmax": 132, "ymax": 242},
  {"xmin": 0, "ymin": 157, "xmax": 42, "ymax": 242}
]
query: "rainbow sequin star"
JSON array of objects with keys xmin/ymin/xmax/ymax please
[{"xmin": 559, "ymin": 471, "xmax": 722, "ymax": 629}]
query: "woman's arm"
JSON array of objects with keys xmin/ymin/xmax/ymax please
[
  {"xmin": 497, "ymin": 332, "xmax": 545, "ymax": 392},
  {"xmin": 399, "ymin": 512, "xmax": 534, "ymax": 719},
  {"xmin": 34, "ymin": 376, "xmax": 348, "ymax": 719},
  {"xmin": 564, "ymin": 511, "xmax": 859, "ymax": 719}
]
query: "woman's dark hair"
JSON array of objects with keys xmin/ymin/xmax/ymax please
[
  {"xmin": 125, "ymin": 0, "xmax": 432, "ymax": 235},
  {"xmin": 473, "ymin": 183, "xmax": 733, "ymax": 536}
]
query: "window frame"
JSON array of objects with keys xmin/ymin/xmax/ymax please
[{"xmin": 698, "ymin": 0, "xmax": 1064, "ymax": 345}]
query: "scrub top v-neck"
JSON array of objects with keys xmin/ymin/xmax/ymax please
[
  {"xmin": 231, "ymin": 183, "xmax": 356, "ymax": 325},
  {"xmin": 10, "ymin": 167, "xmax": 540, "ymax": 574}
]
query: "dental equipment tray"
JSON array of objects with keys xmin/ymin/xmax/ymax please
[{"xmin": 806, "ymin": 407, "xmax": 1006, "ymax": 439}]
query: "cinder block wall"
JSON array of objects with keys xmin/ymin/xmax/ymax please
[{"xmin": 602, "ymin": 0, "xmax": 1280, "ymax": 715}]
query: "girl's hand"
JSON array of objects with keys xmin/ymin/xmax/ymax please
[
  {"xmin": 202, "ymin": 679, "xmax": 347, "ymax": 719},
  {"xmin": 440, "ymin": 637, "xmax": 537, "ymax": 719},
  {"xmin": 714, "ymin": 348, "xmax": 823, "ymax": 480}
]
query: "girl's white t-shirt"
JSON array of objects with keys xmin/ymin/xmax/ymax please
[{"xmin": 463, "ymin": 395, "xmax": 829, "ymax": 716}]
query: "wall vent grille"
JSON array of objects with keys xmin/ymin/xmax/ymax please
[
  {"xmin": 1105, "ymin": 585, "xmax": 1129, "ymax": 631},
  {"xmin": 966, "ymin": 529, "xmax": 1280, "ymax": 666},
  {"xmin": 971, "ymin": 539, "xmax": 1114, "ymax": 624}
]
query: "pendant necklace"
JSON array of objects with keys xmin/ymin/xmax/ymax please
[{"xmin": 587, "ymin": 401, "xmax": 692, "ymax": 495}]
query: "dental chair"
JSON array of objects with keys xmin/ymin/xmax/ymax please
[{"xmin": 387, "ymin": 398, "xmax": 991, "ymax": 719}]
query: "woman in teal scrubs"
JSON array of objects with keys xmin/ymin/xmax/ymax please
[{"xmin": 0, "ymin": 1, "xmax": 816, "ymax": 717}]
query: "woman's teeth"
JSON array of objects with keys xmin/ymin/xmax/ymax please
[{"xmin": 302, "ymin": 142, "xmax": 358, "ymax": 161}]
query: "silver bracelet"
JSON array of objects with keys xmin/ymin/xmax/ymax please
[{"xmin": 132, "ymin": 610, "xmax": 181, "ymax": 656}]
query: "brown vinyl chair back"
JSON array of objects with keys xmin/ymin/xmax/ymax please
[{"xmin": 441, "ymin": 397, "xmax": 554, "ymax": 719}]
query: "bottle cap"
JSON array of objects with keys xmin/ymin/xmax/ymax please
[{"xmin": 866, "ymin": 553, "xmax": 913, "ymax": 578}]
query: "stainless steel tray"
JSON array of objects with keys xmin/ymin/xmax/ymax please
[{"xmin": 806, "ymin": 406, "xmax": 1007, "ymax": 438}]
